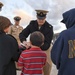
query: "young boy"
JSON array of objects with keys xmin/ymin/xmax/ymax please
[{"xmin": 18, "ymin": 31, "xmax": 47, "ymax": 75}]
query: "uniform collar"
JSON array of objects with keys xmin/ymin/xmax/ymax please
[{"xmin": 14, "ymin": 25, "xmax": 20, "ymax": 28}]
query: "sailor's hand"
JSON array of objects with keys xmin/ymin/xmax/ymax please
[{"xmin": 23, "ymin": 41, "xmax": 31, "ymax": 49}]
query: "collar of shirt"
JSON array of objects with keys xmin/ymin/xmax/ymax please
[
  {"xmin": 29, "ymin": 47, "xmax": 42, "ymax": 51},
  {"xmin": 38, "ymin": 26, "xmax": 41, "ymax": 29}
]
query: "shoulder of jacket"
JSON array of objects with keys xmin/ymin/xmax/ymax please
[
  {"xmin": 59, "ymin": 30, "xmax": 69, "ymax": 38},
  {"xmin": 45, "ymin": 21, "xmax": 53, "ymax": 28},
  {"xmin": 30, "ymin": 20, "xmax": 36, "ymax": 24},
  {"xmin": 49, "ymin": 24, "xmax": 53, "ymax": 28},
  {"xmin": 7, "ymin": 34, "xmax": 17, "ymax": 40},
  {"xmin": 28, "ymin": 20, "xmax": 37, "ymax": 27}
]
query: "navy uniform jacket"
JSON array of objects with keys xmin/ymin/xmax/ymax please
[
  {"xmin": 51, "ymin": 8, "xmax": 75, "ymax": 75},
  {"xmin": 19, "ymin": 20, "xmax": 53, "ymax": 51}
]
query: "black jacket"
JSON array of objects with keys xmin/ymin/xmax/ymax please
[
  {"xmin": 19, "ymin": 20, "xmax": 53, "ymax": 50},
  {"xmin": 0, "ymin": 31, "xmax": 20, "ymax": 75}
]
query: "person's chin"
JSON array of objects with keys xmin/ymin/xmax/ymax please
[{"xmin": 39, "ymin": 23, "xmax": 44, "ymax": 26}]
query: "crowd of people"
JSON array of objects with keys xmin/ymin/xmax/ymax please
[{"xmin": 1, "ymin": 2, "xmax": 75, "ymax": 75}]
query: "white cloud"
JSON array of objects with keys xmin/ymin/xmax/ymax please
[
  {"xmin": 1, "ymin": 0, "xmax": 75, "ymax": 33},
  {"xmin": 0, "ymin": 0, "xmax": 34, "ymax": 27},
  {"xmin": 25, "ymin": 0, "xmax": 75, "ymax": 33},
  {"xmin": 13, "ymin": 9, "xmax": 33, "ymax": 28}
]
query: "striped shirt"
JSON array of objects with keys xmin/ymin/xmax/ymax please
[{"xmin": 18, "ymin": 47, "xmax": 47, "ymax": 75}]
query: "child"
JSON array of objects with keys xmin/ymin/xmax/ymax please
[
  {"xmin": 0, "ymin": 16, "xmax": 20, "ymax": 75},
  {"xmin": 18, "ymin": 31, "xmax": 47, "ymax": 75}
]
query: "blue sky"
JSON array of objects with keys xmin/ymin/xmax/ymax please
[{"xmin": 0, "ymin": 0, "xmax": 75, "ymax": 33}]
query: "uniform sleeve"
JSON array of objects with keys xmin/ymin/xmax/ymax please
[
  {"xmin": 19, "ymin": 22, "xmax": 31, "ymax": 42},
  {"xmin": 41, "ymin": 26, "xmax": 53, "ymax": 50},
  {"xmin": 51, "ymin": 33, "xmax": 64, "ymax": 69}
]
